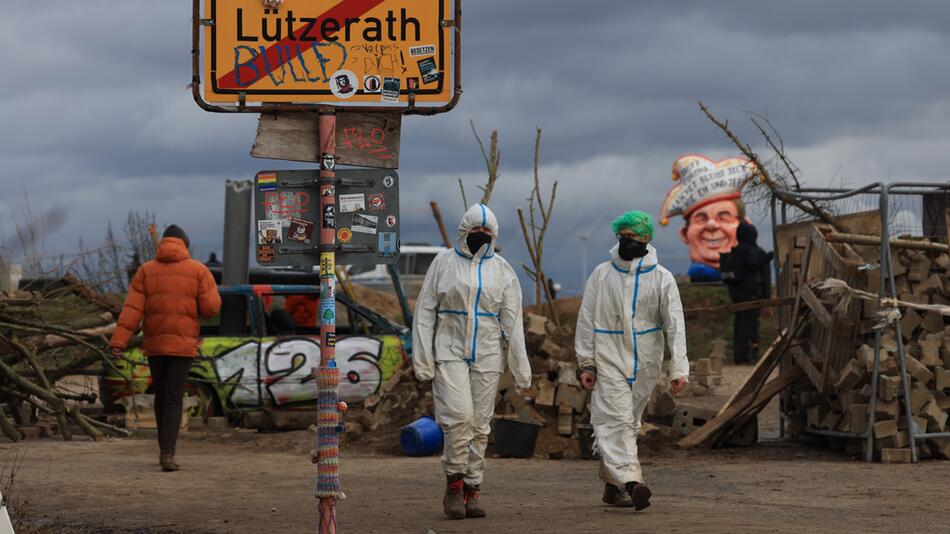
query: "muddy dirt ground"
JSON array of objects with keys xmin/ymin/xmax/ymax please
[{"xmin": 3, "ymin": 365, "xmax": 948, "ymax": 533}]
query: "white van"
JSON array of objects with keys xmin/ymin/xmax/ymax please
[{"xmin": 346, "ymin": 244, "xmax": 448, "ymax": 299}]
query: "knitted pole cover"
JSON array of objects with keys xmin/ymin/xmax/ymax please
[{"xmin": 315, "ymin": 363, "xmax": 342, "ymax": 498}]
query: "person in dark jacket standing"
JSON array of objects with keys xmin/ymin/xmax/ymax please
[
  {"xmin": 722, "ymin": 222, "xmax": 773, "ymax": 364},
  {"xmin": 110, "ymin": 225, "xmax": 221, "ymax": 471}
]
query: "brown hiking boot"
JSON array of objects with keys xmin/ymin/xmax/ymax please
[
  {"xmin": 160, "ymin": 452, "xmax": 180, "ymax": 472},
  {"xmin": 464, "ymin": 483, "xmax": 486, "ymax": 518},
  {"xmin": 443, "ymin": 474, "xmax": 465, "ymax": 519},
  {"xmin": 602, "ymin": 483, "xmax": 633, "ymax": 507},
  {"xmin": 625, "ymin": 481, "xmax": 651, "ymax": 511}
]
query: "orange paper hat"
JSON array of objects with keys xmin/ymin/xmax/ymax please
[{"xmin": 659, "ymin": 154, "xmax": 760, "ymax": 226}]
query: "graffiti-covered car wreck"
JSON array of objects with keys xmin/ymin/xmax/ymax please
[{"xmin": 100, "ymin": 284, "xmax": 410, "ymax": 417}]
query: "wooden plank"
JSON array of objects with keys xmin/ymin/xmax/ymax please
[
  {"xmin": 678, "ymin": 365, "xmax": 804, "ymax": 449},
  {"xmin": 801, "ymin": 284, "xmax": 833, "ymax": 328},
  {"xmin": 811, "ymin": 226, "xmax": 853, "ymax": 277},
  {"xmin": 251, "ymin": 112, "xmax": 401, "ymax": 169},
  {"xmin": 791, "ymin": 347, "xmax": 824, "ymax": 391},
  {"xmin": 715, "ymin": 328, "xmax": 789, "ymax": 419}
]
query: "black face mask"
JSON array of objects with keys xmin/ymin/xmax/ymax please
[
  {"xmin": 618, "ymin": 236, "xmax": 649, "ymax": 261},
  {"xmin": 466, "ymin": 231, "xmax": 492, "ymax": 255}
]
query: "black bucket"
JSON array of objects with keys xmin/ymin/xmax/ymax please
[
  {"xmin": 493, "ymin": 418, "xmax": 544, "ymax": 458},
  {"xmin": 577, "ymin": 424, "xmax": 597, "ymax": 460}
]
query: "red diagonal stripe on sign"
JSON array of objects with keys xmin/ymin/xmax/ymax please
[{"xmin": 217, "ymin": 0, "xmax": 387, "ymax": 90}]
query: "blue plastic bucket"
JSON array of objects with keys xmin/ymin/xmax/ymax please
[{"xmin": 400, "ymin": 416, "xmax": 443, "ymax": 456}]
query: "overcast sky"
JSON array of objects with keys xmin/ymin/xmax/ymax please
[{"xmin": 2, "ymin": 1, "xmax": 949, "ymax": 296}]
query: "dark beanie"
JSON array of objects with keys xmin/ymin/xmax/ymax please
[{"xmin": 162, "ymin": 224, "xmax": 190, "ymax": 248}]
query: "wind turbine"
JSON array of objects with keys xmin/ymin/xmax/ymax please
[{"xmin": 573, "ymin": 211, "xmax": 608, "ymax": 294}]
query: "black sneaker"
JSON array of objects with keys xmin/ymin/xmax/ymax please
[
  {"xmin": 602, "ymin": 483, "xmax": 633, "ymax": 507},
  {"xmin": 625, "ymin": 481, "xmax": 651, "ymax": 511}
]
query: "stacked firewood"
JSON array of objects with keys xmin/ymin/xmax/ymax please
[{"xmin": 0, "ymin": 275, "xmax": 129, "ymax": 441}]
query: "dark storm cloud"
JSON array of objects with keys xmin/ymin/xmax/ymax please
[{"xmin": 2, "ymin": 1, "xmax": 949, "ymax": 295}]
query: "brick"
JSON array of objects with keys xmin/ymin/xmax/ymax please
[
  {"xmin": 918, "ymin": 274, "xmax": 945, "ymax": 295},
  {"xmin": 878, "ymin": 376, "xmax": 902, "ymax": 403},
  {"xmin": 920, "ymin": 339, "xmax": 943, "ymax": 367},
  {"xmin": 856, "ymin": 344, "xmax": 876, "ymax": 372},
  {"xmin": 709, "ymin": 339, "xmax": 728, "ymax": 360},
  {"xmin": 18, "ymin": 426, "xmax": 41, "ymax": 439},
  {"xmin": 907, "ymin": 255, "xmax": 932, "ymax": 282},
  {"xmin": 834, "ymin": 360, "xmax": 865, "ymax": 392},
  {"xmin": 556, "ymin": 362, "xmax": 580, "ymax": 388},
  {"xmin": 881, "ymin": 448, "xmax": 913, "ymax": 463},
  {"xmin": 798, "ymin": 391, "xmax": 826, "ymax": 407},
  {"xmin": 188, "ymin": 416, "xmax": 206, "ymax": 431},
  {"xmin": 898, "ymin": 415, "xmax": 928, "ymax": 434},
  {"xmin": 893, "ymin": 430, "xmax": 911, "ymax": 449},
  {"xmin": 873, "ymin": 418, "xmax": 898, "ymax": 439},
  {"xmin": 555, "ymin": 385, "xmax": 588, "ymax": 413},
  {"xmin": 535, "ymin": 379, "xmax": 556, "ymax": 407},
  {"xmin": 840, "ymin": 391, "xmax": 868, "ymax": 412},
  {"xmin": 900, "ymin": 309, "xmax": 922, "ymax": 339},
  {"xmin": 875, "ymin": 400, "xmax": 899, "ymax": 418},
  {"xmin": 207, "ymin": 416, "xmax": 228, "ymax": 431},
  {"xmin": 921, "ymin": 311, "xmax": 944, "ymax": 334},
  {"xmin": 936, "ymin": 368, "xmax": 950, "ymax": 391},
  {"xmin": 847, "ymin": 403, "xmax": 869, "ymax": 435},
  {"xmin": 537, "ymin": 338, "xmax": 567, "ymax": 360},
  {"xmin": 697, "ymin": 375, "xmax": 722, "ymax": 387},
  {"xmin": 906, "ymin": 355, "xmax": 935, "ymax": 385},
  {"xmin": 881, "ymin": 333, "xmax": 898, "ymax": 353},
  {"xmin": 936, "ymin": 254, "xmax": 950, "ymax": 271},
  {"xmin": 524, "ymin": 313, "xmax": 549, "ymax": 338},
  {"xmin": 557, "ymin": 403, "xmax": 573, "ymax": 436},
  {"xmin": 910, "ymin": 386, "xmax": 936, "ymax": 414},
  {"xmin": 920, "ymin": 400, "xmax": 948, "ymax": 432},
  {"xmin": 709, "ymin": 357, "xmax": 724, "ymax": 375},
  {"xmin": 936, "ymin": 391, "xmax": 950, "ymax": 411},
  {"xmin": 930, "ymin": 438, "xmax": 950, "ymax": 459}
]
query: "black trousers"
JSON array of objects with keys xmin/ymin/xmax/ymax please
[
  {"xmin": 148, "ymin": 356, "xmax": 192, "ymax": 454},
  {"xmin": 733, "ymin": 309, "xmax": 761, "ymax": 364}
]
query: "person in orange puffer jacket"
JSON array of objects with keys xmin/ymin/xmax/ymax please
[{"xmin": 110, "ymin": 225, "xmax": 221, "ymax": 472}]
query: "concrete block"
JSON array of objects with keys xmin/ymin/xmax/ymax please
[
  {"xmin": 936, "ymin": 368, "xmax": 950, "ymax": 391},
  {"xmin": 709, "ymin": 357, "xmax": 724, "ymax": 375},
  {"xmin": 881, "ymin": 448, "xmax": 913, "ymax": 463},
  {"xmin": 920, "ymin": 401, "xmax": 948, "ymax": 432},
  {"xmin": 535, "ymin": 379, "xmax": 556, "ymax": 407},
  {"xmin": 672, "ymin": 402, "xmax": 718, "ymax": 437},
  {"xmin": 207, "ymin": 416, "xmax": 228, "ymax": 431},
  {"xmin": 873, "ymin": 418, "xmax": 898, "ymax": 439},
  {"xmin": 709, "ymin": 339, "xmax": 728, "ymax": 360},
  {"xmin": 906, "ymin": 355, "xmax": 935, "ymax": 386},
  {"xmin": 555, "ymin": 385, "xmax": 588, "ymax": 413},
  {"xmin": 697, "ymin": 375, "xmax": 722, "ymax": 387},
  {"xmin": 722, "ymin": 415, "xmax": 758, "ymax": 447},
  {"xmin": 848, "ymin": 404, "xmax": 869, "ymax": 436}
]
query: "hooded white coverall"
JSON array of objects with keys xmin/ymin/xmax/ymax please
[
  {"xmin": 575, "ymin": 243, "xmax": 688, "ymax": 486},
  {"xmin": 413, "ymin": 204, "xmax": 532, "ymax": 486}
]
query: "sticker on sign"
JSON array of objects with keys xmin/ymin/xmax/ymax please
[
  {"xmin": 409, "ymin": 44, "xmax": 437, "ymax": 57},
  {"xmin": 202, "ymin": 0, "xmax": 456, "ymax": 108}
]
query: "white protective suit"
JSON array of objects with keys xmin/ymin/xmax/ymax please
[
  {"xmin": 575, "ymin": 243, "xmax": 688, "ymax": 486},
  {"xmin": 413, "ymin": 204, "xmax": 532, "ymax": 485}
]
